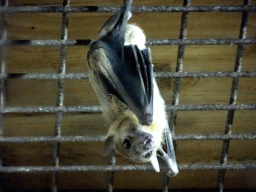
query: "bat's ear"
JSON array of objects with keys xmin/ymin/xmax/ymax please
[
  {"xmin": 102, "ymin": 135, "xmax": 116, "ymax": 157},
  {"xmin": 110, "ymin": 95, "xmax": 127, "ymax": 113}
]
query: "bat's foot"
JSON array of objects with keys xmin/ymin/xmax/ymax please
[{"xmin": 157, "ymin": 147, "xmax": 179, "ymax": 177}]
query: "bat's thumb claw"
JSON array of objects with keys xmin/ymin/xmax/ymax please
[
  {"xmin": 127, "ymin": 10, "xmax": 132, "ymax": 21},
  {"xmin": 158, "ymin": 153, "xmax": 179, "ymax": 177},
  {"xmin": 166, "ymin": 161, "xmax": 179, "ymax": 177}
]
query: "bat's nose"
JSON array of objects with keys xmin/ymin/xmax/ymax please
[
  {"xmin": 144, "ymin": 135, "xmax": 153, "ymax": 149},
  {"xmin": 139, "ymin": 132, "xmax": 154, "ymax": 150}
]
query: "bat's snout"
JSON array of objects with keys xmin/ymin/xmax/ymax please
[
  {"xmin": 141, "ymin": 133, "xmax": 154, "ymax": 150},
  {"xmin": 136, "ymin": 132, "xmax": 155, "ymax": 153}
]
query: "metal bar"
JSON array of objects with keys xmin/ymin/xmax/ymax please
[
  {"xmin": 1, "ymin": 38, "xmax": 256, "ymax": 46},
  {"xmin": 52, "ymin": 1, "xmax": 70, "ymax": 191},
  {"xmin": 1, "ymin": 106, "xmax": 102, "ymax": 113},
  {"xmin": 174, "ymin": 134, "xmax": 256, "ymax": 140},
  {"xmin": 1, "ymin": 71, "xmax": 256, "ymax": 80},
  {"xmin": 165, "ymin": 104, "xmax": 256, "ymax": 111},
  {"xmin": 0, "ymin": 134, "xmax": 255, "ymax": 143},
  {"xmin": 0, "ymin": 135, "xmax": 105, "ymax": 143},
  {"xmin": 154, "ymin": 71, "xmax": 256, "ymax": 78},
  {"xmin": 106, "ymin": 151, "xmax": 115, "ymax": 192},
  {"xmin": 146, "ymin": 38, "xmax": 256, "ymax": 45},
  {"xmin": 217, "ymin": 1, "xmax": 251, "ymax": 191},
  {"xmin": 163, "ymin": 1, "xmax": 191, "ymax": 191},
  {"xmin": 0, "ymin": 134, "xmax": 255, "ymax": 144},
  {"xmin": 0, "ymin": 163, "xmax": 255, "ymax": 173},
  {"xmin": 162, "ymin": 174, "xmax": 170, "ymax": 192},
  {"xmin": 0, "ymin": 5, "xmax": 256, "ymax": 13},
  {"xmin": 169, "ymin": 0, "xmax": 190, "ymax": 131},
  {"xmin": 1, "ymin": 104, "xmax": 256, "ymax": 114}
]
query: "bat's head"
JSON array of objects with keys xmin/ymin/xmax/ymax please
[
  {"xmin": 102, "ymin": 111, "xmax": 179, "ymax": 176},
  {"xmin": 102, "ymin": 111, "xmax": 159, "ymax": 161},
  {"xmin": 115, "ymin": 125, "xmax": 156, "ymax": 163},
  {"xmin": 102, "ymin": 111, "xmax": 173, "ymax": 174}
]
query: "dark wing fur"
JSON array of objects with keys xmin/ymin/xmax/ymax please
[{"xmin": 88, "ymin": 0, "xmax": 153, "ymax": 125}]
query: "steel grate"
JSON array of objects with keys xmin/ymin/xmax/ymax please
[{"xmin": 0, "ymin": 0, "xmax": 256, "ymax": 191}]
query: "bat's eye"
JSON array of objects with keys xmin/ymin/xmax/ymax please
[{"xmin": 123, "ymin": 139, "xmax": 131, "ymax": 150}]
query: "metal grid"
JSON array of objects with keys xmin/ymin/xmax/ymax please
[{"xmin": 0, "ymin": 0, "xmax": 256, "ymax": 191}]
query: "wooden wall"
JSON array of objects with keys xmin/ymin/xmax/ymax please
[{"xmin": 1, "ymin": 0, "xmax": 256, "ymax": 191}]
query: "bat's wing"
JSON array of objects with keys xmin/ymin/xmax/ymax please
[
  {"xmin": 165, "ymin": 128, "xmax": 179, "ymax": 175},
  {"xmin": 157, "ymin": 128, "xmax": 179, "ymax": 176},
  {"xmin": 88, "ymin": 0, "xmax": 153, "ymax": 125},
  {"xmin": 120, "ymin": 45, "xmax": 153, "ymax": 125}
]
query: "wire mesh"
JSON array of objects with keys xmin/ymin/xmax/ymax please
[
  {"xmin": 1, "ymin": 38, "xmax": 256, "ymax": 46},
  {"xmin": 0, "ymin": 0, "xmax": 256, "ymax": 191},
  {"xmin": 1, "ymin": 163, "xmax": 256, "ymax": 173},
  {"xmin": 217, "ymin": 1, "xmax": 251, "ymax": 191},
  {"xmin": 0, "ymin": 5, "xmax": 256, "ymax": 13}
]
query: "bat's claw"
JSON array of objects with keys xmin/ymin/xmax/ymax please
[{"xmin": 157, "ymin": 147, "xmax": 179, "ymax": 177}]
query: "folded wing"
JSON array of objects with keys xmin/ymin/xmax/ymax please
[{"xmin": 88, "ymin": 0, "xmax": 153, "ymax": 125}]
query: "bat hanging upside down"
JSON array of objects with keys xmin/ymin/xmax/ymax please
[{"xmin": 87, "ymin": 0, "xmax": 178, "ymax": 176}]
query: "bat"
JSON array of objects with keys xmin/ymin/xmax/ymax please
[{"xmin": 87, "ymin": 0, "xmax": 178, "ymax": 176}]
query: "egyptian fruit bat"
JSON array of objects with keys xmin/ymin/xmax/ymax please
[{"xmin": 87, "ymin": 0, "xmax": 178, "ymax": 176}]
